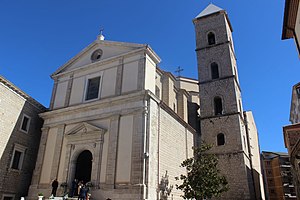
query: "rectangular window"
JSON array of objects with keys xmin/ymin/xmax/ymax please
[
  {"xmin": 155, "ymin": 86, "xmax": 160, "ymax": 99},
  {"xmin": 85, "ymin": 76, "xmax": 101, "ymax": 101},
  {"xmin": 11, "ymin": 150, "xmax": 22, "ymax": 169},
  {"xmin": 20, "ymin": 114, "xmax": 31, "ymax": 133},
  {"xmin": 10, "ymin": 144, "xmax": 26, "ymax": 171},
  {"xmin": 2, "ymin": 195, "xmax": 14, "ymax": 200}
]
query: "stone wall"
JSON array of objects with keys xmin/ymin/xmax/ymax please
[
  {"xmin": 147, "ymin": 98, "xmax": 195, "ymax": 200},
  {"xmin": 0, "ymin": 80, "xmax": 45, "ymax": 200}
]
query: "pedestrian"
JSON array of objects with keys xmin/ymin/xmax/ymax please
[
  {"xmin": 78, "ymin": 185, "xmax": 87, "ymax": 200},
  {"xmin": 51, "ymin": 178, "xmax": 59, "ymax": 197},
  {"xmin": 70, "ymin": 178, "xmax": 78, "ymax": 197},
  {"xmin": 77, "ymin": 181, "xmax": 83, "ymax": 198}
]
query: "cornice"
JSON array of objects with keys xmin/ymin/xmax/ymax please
[
  {"xmin": 51, "ymin": 48, "xmax": 146, "ymax": 79},
  {"xmin": 40, "ymin": 90, "xmax": 148, "ymax": 119},
  {"xmin": 0, "ymin": 75, "xmax": 46, "ymax": 111}
]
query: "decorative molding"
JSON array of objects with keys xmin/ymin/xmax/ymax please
[{"xmin": 65, "ymin": 122, "xmax": 107, "ymax": 139}]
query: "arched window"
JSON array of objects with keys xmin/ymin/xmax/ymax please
[
  {"xmin": 208, "ymin": 32, "xmax": 216, "ymax": 45},
  {"xmin": 214, "ymin": 97, "xmax": 223, "ymax": 115},
  {"xmin": 211, "ymin": 62, "xmax": 219, "ymax": 79},
  {"xmin": 217, "ymin": 133, "xmax": 225, "ymax": 146}
]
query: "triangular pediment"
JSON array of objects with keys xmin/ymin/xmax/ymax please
[
  {"xmin": 52, "ymin": 39, "xmax": 146, "ymax": 77},
  {"xmin": 65, "ymin": 122, "xmax": 107, "ymax": 137}
]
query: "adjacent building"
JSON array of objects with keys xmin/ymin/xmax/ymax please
[
  {"xmin": 261, "ymin": 151, "xmax": 296, "ymax": 200},
  {"xmin": 0, "ymin": 76, "xmax": 45, "ymax": 200},
  {"xmin": 282, "ymin": 0, "xmax": 300, "ymax": 56},
  {"xmin": 283, "ymin": 82, "xmax": 300, "ymax": 197}
]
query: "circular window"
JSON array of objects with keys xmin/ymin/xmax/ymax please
[{"xmin": 91, "ymin": 49, "xmax": 103, "ymax": 62}]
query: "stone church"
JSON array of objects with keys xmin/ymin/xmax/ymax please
[{"xmin": 27, "ymin": 4, "xmax": 265, "ymax": 200}]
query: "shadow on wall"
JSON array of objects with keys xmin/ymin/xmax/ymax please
[{"xmin": 247, "ymin": 166, "xmax": 263, "ymax": 200}]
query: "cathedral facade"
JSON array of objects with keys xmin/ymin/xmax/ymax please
[{"xmin": 27, "ymin": 4, "xmax": 264, "ymax": 200}]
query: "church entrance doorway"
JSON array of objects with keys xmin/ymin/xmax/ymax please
[{"xmin": 74, "ymin": 150, "xmax": 93, "ymax": 184}]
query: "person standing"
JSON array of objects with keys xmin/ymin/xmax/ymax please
[
  {"xmin": 78, "ymin": 184, "xmax": 87, "ymax": 200},
  {"xmin": 70, "ymin": 179, "xmax": 78, "ymax": 197},
  {"xmin": 77, "ymin": 181, "xmax": 83, "ymax": 198},
  {"xmin": 51, "ymin": 179, "xmax": 59, "ymax": 197}
]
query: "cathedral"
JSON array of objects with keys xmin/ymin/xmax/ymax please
[{"xmin": 26, "ymin": 4, "xmax": 265, "ymax": 200}]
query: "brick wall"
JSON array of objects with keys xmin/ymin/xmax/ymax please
[{"xmin": 0, "ymin": 82, "xmax": 45, "ymax": 199}]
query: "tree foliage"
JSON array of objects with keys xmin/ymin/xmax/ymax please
[{"xmin": 175, "ymin": 143, "xmax": 229, "ymax": 200}]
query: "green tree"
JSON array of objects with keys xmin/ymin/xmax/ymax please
[{"xmin": 175, "ymin": 143, "xmax": 229, "ymax": 200}]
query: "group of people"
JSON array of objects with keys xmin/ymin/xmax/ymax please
[
  {"xmin": 51, "ymin": 178, "xmax": 113, "ymax": 200},
  {"xmin": 51, "ymin": 178, "xmax": 90, "ymax": 200},
  {"xmin": 70, "ymin": 179, "xmax": 90, "ymax": 200}
]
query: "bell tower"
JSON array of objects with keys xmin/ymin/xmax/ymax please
[{"xmin": 193, "ymin": 4, "xmax": 255, "ymax": 199}]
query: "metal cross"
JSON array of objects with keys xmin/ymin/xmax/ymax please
[
  {"xmin": 175, "ymin": 66, "xmax": 184, "ymax": 77},
  {"xmin": 99, "ymin": 28, "xmax": 104, "ymax": 35}
]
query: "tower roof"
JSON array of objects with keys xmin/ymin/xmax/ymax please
[{"xmin": 195, "ymin": 3, "xmax": 224, "ymax": 19}]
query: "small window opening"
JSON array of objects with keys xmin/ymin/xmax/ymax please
[
  {"xmin": 85, "ymin": 77, "xmax": 101, "ymax": 101},
  {"xmin": 214, "ymin": 97, "xmax": 223, "ymax": 115},
  {"xmin": 217, "ymin": 133, "xmax": 225, "ymax": 146},
  {"xmin": 20, "ymin": 115, "xmax": 30, "ymax": 133},
  {"xmin": 91, "ymin": 49, "xmax": 103, "ymax": 62},
  {"xmin": 296, "ymin": 87, "xmax": 300, "ymax": 98},
  {"xmin": 208, "ymin": 32, "xmax": 216, "ymax": 45},
  {"xmin": 211, "ymin": 62, "xmax": 219, "ymax": 79},
  {"xmin": 155, "ymin": 86, "xmax": 160, "ymax": 98},
  {"xmin": 11, "ymin": 150, "xmax": 22, "ymax": 170}
]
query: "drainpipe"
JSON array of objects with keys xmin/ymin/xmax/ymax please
[
  {"xmin": 156, "ymin": 102, "xmax": 161, "ymax": 200},
  {"xmin": 143, "ymin": 93, "xmax": 150, "ymax": 199}
]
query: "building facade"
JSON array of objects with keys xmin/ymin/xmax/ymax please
[
  {"xmin": 283, "ymin": 82, "xmax": 300, "ymax": 198},
  {"xmin": 27, "ymin": 35, "xmax": 200, "ymax": 200},
  {"xmin": 193, "ymin": 4, "xmax": 265, "ymax": 199},
  {"xmin": 0, "ymin": 76, "xmax": 45, "ymax": 200},
  {"xmin": 282, "ymin": 0, "xmax": 300, "ymax": 57},
  {"xmin": 261, "ymin": 151, "xmax": 297, "ymax": 200},
  {"xmin": 25, "ymin": 4, "xmax": 266, "ymax": 200}
]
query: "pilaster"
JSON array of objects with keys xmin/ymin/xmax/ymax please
[
  {"xmin": 64, "ymin": 74, "xmax": 74, "ymax": 107},
  {"xmin": 137, "ymin": 55, "xmax": 145, "ymax": 90},
  {"xmin": 105, "ymin": 115, "xmax": 120, "ymax": 188},
  {"xmin": 115, "ymin": 58, "xmax": 124, "ymax": 96},
  {"xmin": 131, "ymin": 113, "xmax": 145, "ymax": 184},
  {"xmin": 50, "ymin": 124, "xmax": 65, "ymax": 180},
  {"xmin": 31, "ymin": 127, "xmax": 50, "ymax": 185},
  {"xmin": 50, "ymin": 79, "xmax": 58, "ymax": 110}
]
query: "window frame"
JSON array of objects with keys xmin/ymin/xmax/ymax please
[
  {"xmin": 207, "ymin": 31, "xmax": 216, "ymax": 45},
  {"xmin": 217, "ymin": 133, "xmax": 225, "ymax": 146},
  {"xmin": 210, "ymin": 62, "xmax": 220, "ymax": 79},
  {"xmin": 214, "ymin": 96, "xmax": 223, "ymax": 115},
  {"xmin": 19, "ymin": 114, "xmax": 31, "ymax": 133},
  {"xmin": 91, "ymin": 49, "xmax": 103, "ymax": 62},
  {"xmin": 1, "ymin": 194, "xmax": 15, "ymax": 200},
  {"xmin": 83, "ymin": 72, "xmax": 103, "ymax": 102},
  {"xmin": 10, "ymin": 144, "xmax": 27, "ymax": 171}
]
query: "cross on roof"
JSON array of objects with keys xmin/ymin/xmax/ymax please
[
  {"xmin": 99, "ymin": 28, "xmax": 104, "ymax": 35},
  {"xmin": 175, "ymin": 66, "xmax": 184, "ymax": 77}
]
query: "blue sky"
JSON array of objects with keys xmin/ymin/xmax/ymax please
[{"xmin": 0, "ymin": 0, "xmax": 298, "ymax": 153}]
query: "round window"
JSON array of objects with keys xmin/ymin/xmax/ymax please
[{"xmin": 91, "ymin": 49, "xmax": 103, "ymax": 62}]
